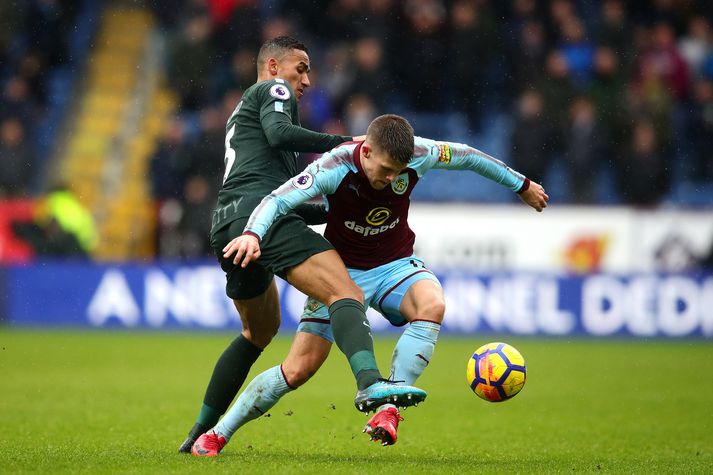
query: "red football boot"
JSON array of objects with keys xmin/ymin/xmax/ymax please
[
  {"xmin": 363, "ymin": 406, "xmax": 404, "ymax": 446},
  {"xmin": 191, "ymin": 431, "xmax": 227, "ymax": 457}
]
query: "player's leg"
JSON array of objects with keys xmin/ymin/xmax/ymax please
[
  {"xmin": 285, "ymin": 250, "xmax": 427, "ymax": 411},
  {"xmin": 218, "ymin": 331, "xmax": 332, "ymax": 438},
  {"xmin": 179, "ymin": 221, "xmax": 280, "ymax": 453},
  {"xmin": 249, "ymin": 214, "xmax": 379, "ymax": 390},
  {"xmin": 285, "ymin": 249, "xmax": 379, "ymax": 388},
  {"xmin": 198, "ymin": 282, "xmax": 281, "ymax": 422},
  {"xmin": 390, "ymin": 279, "xmax": 444, "ymax": 383},
  {"xmin": 193, "ymin": 332, "xmax": 332, "ymax": 457},
  {"xmin": 384, "ymin": 277, "xmax": 444, "ymax": 386},
  {"xmin": 364, "ymin": 258, "xmax": 443, "ymax": 445}
]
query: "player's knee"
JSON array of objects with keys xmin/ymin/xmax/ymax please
[
  {"xmin": 242, "ymin": 325, "xmax": 278, "ymax": 349},
  {"xmin": 282, "ymin": 361, "xmax": 318, "ymax": 388},
  {"xmin": 420, "ymin": 297, "xmax": 446, "ymax": 324},
  {"xmin": 343, "ymin": 280, "xmax": 364, "ymax": 303},
  {"xmin": 327, "ymin": 281, "xmax": 363, "ymax": 305}
]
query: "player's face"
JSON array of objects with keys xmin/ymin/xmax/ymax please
[
  {"xmin": 361, "ymin": 144, "xmax": 406, "ymax": 190},
  {"xmin": 275, "ymin": 49, "xmax": 311, "ymax": 100}
]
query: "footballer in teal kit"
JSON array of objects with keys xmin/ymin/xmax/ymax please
[{"xmin": 192, "ymin": 115, "xmax": 548, "ymax": 455}]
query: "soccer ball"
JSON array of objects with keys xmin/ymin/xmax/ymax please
[{"xmin": 466, "ymin": 342, "xmax": 526, "ymax": 402}]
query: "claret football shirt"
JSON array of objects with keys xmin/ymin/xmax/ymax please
[{"xmin": 244, "ymin": 137, "xmax": 526, "ymax": 269}]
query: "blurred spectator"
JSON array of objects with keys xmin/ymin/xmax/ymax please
[
  {"xmin": 1, "ymin": 76, "xmax": 41, "ymax": 127},
  {"xmin": 0, "ymin": 2, "xmax": 25, "ymax": 66},
  {"xmin": 509, "ymin": 90, "xmax": 554, "ymax": 184},
  {"xmin": 155, "ymin": 198, "xmax": 184, "ymax": 259},
  {"xmin": 628, "ymin": 26, "xmax": 677, "ymax": 151},
  {"xmin": 397, "ymin": 0, "xmax": 448, "ymax": 111},
  {"xmin": 563, "ymin": 96, "xmax": 608, "ymax": 203},
  {"xmin": 155, "ymin": 175, "xmax": 215, "ymax": 259},
  {"xmin": 641, "ymin": 21, "xmax": 690, "ymax": 101},
  {"xmin": 597, "ymin": 0, "xmax": 629, "ymax": 56},
  {"xmin": 210, "ymin": 0, "xmax": 260, "ymax": 61},
  {"xmin": 38, "ymin": 184, "xmax": 98, "ymax": 253},
  {"xmin": 615, "ymin": 118, "xmax": 669, "ymax": 205},
  {"xmin": 149, "ymin": 116, "xmax": 196, "ymax": 200},
  {"xmin": 345, "ymin": 37, "xmax": 394, "ymax": 110},
  {"xmin": 589, "ymin": 46, "xmax": 627, "ymax": 142},
  {"xmin": 0, "ymin": 117, "xmax": 34, "ymax": 198},
  {"xmin": 448, "ymin": 0, "xmax": 497, "ymax": 129},
  {"xmin": 361, "ymin": 0, "xmax": 398, "ymax": 38},
  {"xmin": 17, "ymin": 53, "xmax": 48, "ymax": 106},
  {"xmin": 537, "ymin": 51, "xmax": 575, "ymax": 138},
  {"xmin": 260, "ymin": 16, "xmax": 294, "ymax": 43},
  {"xmin": 321, "ymin": 43, "xmax": 354, "ymax": 106},
  {"xmin": 343, "ymin": 93, "xmax": 377, "ymax": 135},
  {"xmin": 25, "ymin": 0, "xmax": 74, "ymax": 67},
  {"xmin": 678, "ymin": 15, "xmax": 712, "ymax": 78},
  {"xmin": 177, "ymin": 175, "xmax": 215, "ymax": 258},
  {"xmin": 323, "ymin": 0, "xmax": 367, "ymax": 39},
  {"xmin": 299, "ymin": 70, "xmax": 335, "ymax": 131},
  {"xmin": 504, "ymin": 0, "xmax": 538, "ymax": 45},
  {"xmin": 210, "ymin": 48, "xmax": 256, "ymax": 102},
  {"xmin": 509, "ymin": 19, "xmax": 548, "ymax": 92},
  {"xmin": 193, "ymin": 106, "xmax": 230, "ymax": 187},
  {"xmin": 557, "ymin": 16, "xmax": 596, "ymax": 89},
  {"xmin": 167, "ymin": 13, "xmax": 215, "ymax": 110},
  {"xmin": 17, "ymin": 184, "xmax": 98, "ymax": 257},
  {"xmin": 546, "ymin": 0, "xmax": 577, "ymax": 42},
  {"xmin": 219, "ymin": 89, "xmax": 244, "ymax": 125}
]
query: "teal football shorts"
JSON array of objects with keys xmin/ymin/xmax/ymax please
[{"xmin": 297, "ymin": 255, "xmax": 441, "ymax": 341}]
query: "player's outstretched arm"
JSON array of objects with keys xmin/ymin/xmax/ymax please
[
  {"xmin": 223, "ymin": 232, "xmax": 261, "ymax": 268},
  {"xmin": 518, "ymin": 180, "xmax": 549, "ymax": 212},
  {"xmin": 410, "ymin": 138, "xmax": 549, "ymax": 211}
]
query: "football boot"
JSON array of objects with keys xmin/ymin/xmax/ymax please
[{"xmin": 363, "ymin": 406, "xmax": 403, "ymax": 446}]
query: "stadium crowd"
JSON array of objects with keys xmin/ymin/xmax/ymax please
[
  {"xmin": 143, "ymin": 0, "xmax": 709, "ymax": 256},
  {"xmin": 0, "ymin": 0, "xmax": 80, "ymax": 198},
  {"xmin": 2, "ymin": 0, "xmax": 713, "ymax": 259}
]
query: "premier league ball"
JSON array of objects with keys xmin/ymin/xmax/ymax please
[{"xmin": 466, "ymin": 342, "xmax": 526, "ymax": 402}]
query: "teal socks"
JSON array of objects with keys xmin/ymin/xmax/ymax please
[
  {"xmin": 390, "ymin": 320, "xmax": 441, "ymax": 385},
  {"xmin": 214, "ymin": 365, "xmax": 292, "ymax": 441}
]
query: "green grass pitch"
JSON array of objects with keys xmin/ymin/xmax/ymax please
[{"xmin": 1, "ymin": 328, "xmax": 712, "ymax": 474}]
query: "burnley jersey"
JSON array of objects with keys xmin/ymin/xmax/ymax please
[{"xmin": 244, "ymin": 137, "xmax": 527, "ymax": 269}]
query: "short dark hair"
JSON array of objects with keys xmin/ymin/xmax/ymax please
[
  {"xmin": 366, "ymin": 114, "xmax": 414, "ymax": 165},
  {"xmin": 257, "ymin": 36, "xmax": 308, "ymax": 67}
]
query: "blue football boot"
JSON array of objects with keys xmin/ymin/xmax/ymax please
[{"xmin": 354, "ymin": 379, "xmax": 427, "ymax": 412}]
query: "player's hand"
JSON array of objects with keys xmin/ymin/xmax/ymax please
[
  {"xmin": 223, "ymin": 234, "xmax": 261, "ymax": 268},
  {"xmin": 519, "ymin": 181, "xmax": 549, "ymax": 212},
  {"xmin": 352, "ymin": 135, "xmax": 366, "ymax": 141}
]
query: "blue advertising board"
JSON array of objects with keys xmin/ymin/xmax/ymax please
[{"xmin": 2, "ymin": 262, "xmax": 712, "ymax": 337}]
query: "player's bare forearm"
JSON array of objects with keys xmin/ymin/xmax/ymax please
[
  {"xmin": 223, "ymin": 234, "xmax": 261, "ymax": 267},
  {"xmin": 519, "ymin": 181, "xmax": 549, "ymax": 212}
]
